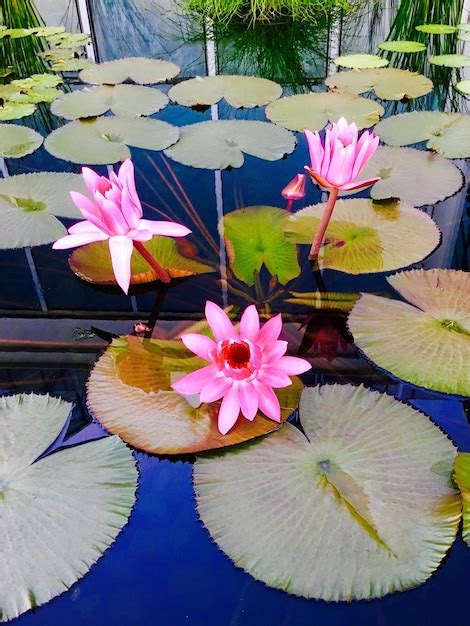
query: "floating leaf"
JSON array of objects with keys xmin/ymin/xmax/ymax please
[
  {"xmin": 70, "ymin": 235, "xmax": 213, "ymax": 285},
  {"xmin": 0, "ymin": 123, "xmax": 43, "ymax": 158},
  {"xmin": 169, "ymin": 75, "xmax": 282, "ymax": 108},
  {"xmin": 429, "ymin": 54, "xmax": 470, "ymax": 67},
  {"xmin": 284, "ymin": 199, "xmax": 439, "ymax": 274},
  {"xmin": 164, "ymin": 120, "xmax": 295, "ymax": 169},
  {"xmin": 378, "ymin": 40, "xmax": 427, "ymax": 53},
  {"xmin": 356, "ymin": 146, "xmax": 463, "ymax": 206},
  {"xmin": 415, "ymin": 24, "xmax": 458, "ymax": 34},
  {"xmin": 325, "ymin": 68, "xmax": 433, "ymax": 100},
  {"xmin": 348, "ymin": 269, "xmax": 470, "ymax": 396},
  {"xmin": 456, "ymin": 79, "xmax": 470, "ymax": 95},
  {"xmin": 284, "ymin": 291, "xmax": 359, "ymax": 311},
  {"xmin": 221, "ymin": 206, "xmax": 300, "ymax": 285},
  {"xmin": 334, "ymin": 54, "xmax": 389, "ymax": 68},
  {"xmin": 32, "ymin": 26, "xmax": 66, "ymax": 37},
  {"xmin": 457, "ymin": 31, "xmax": 470, "ymax": 41},
  {"xmin": 87, "ymin": 336, "xmax": 303, "ymax": 455},
  {"xmin": 45, "ymin": 116, "xmax": 179, "ymax": 164},
  {"xmin": 0, "ymin": 28, "xmax": 34, "ymax": 39},
  {"xmin": 50, "ymin": 58, "xmax": 95, "ymax": 72},
  {"xmin": 52, "ymin": 84, "xmax": 168, "ymax": 119},
  {"xmin": 459, "ymin": 23, "xmax": 470, "ymax": 33},
  {"xmin": 80, "ymin": 57, "xmax": 180, "ymax": 85},
  {"xmin": 375, "ymin": 112, "xmax": 470, "ymax": 158},
  {"xmin": 194, "ymin": 384, "xmax": 460, "ymax": 601},
  {"xmin": 12, "ymin": 74, "xmax": 62, "ymax": 89},
  {"xmin": 454, "ymin": 453, "xmax": 470, "ymax": 546},
  {"xmin": 0, "ymin": 393, "xmax": 137, "ymax": 622},
  {"xmin": 0, "ymin": 172, "xmax": 86, "ymax": 248},
  {"xmin": 47, "ymin": 32, "xmax": 90, "ymax": 48},
  {"xmin": 0, "ymin": 101, "xmax": 35, "ymax": 121}
]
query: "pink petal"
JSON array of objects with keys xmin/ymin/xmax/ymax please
[
  {"xmin": 281, "ymin": 173, "xmax": 306, "ymax": 201},
  {"xmin": 139, "ymin": 219, "xmax": 191, "ymax": 237},
  {"xmin": 275, "ymin": 355, "xmax": 312, "ymax": 375},
  {"xmin": 130, "ymin": 228, "xmax": 153, "ymax": 242},
  {"xmin": 253, "ymin": 381, "xmax": 281, "ymax": 422},
  {"xmin": 205, "ymin": 301, "xmax": 239, "ymax": 342},
  {"xmin": 320, "ymin": 127, "xmax": 333, "ymax": 177},
  {"xmin": 239, "ymin": 381, "xmax": 259, "ymax": 421},
  {"xmin": 257, "ymin": 314, "xmax": 282, "ymax": 348},
  {"xmin": 101, "ymin": 198, "xmax": 130, "ymax": 235},
  {"xmin": 68, "ymin": 220, "xmax": 104, "ymax": 234},
  {"xmin": 262, "ymin": 340, "xmax": 288, "ymax": 363},
  {"xmin": 199, "ymin": 375, "xmax": 231, "ymax": 403},
  {"xmin": 351, "ymin": 133, "xmax": 379, "ymax": 179},
  {"xmin": 108, "ymin": 235, "xmax": 134, "ymax": 294},
  {"xmin": 81, "ymin": 167, "xmax": 102, "ymax": 195},
  {"xmin": 52, "ymin": 230, "xmax": 108, "ymax": 249},
  {"xmin": 181, "ymin": 333, "xmax": 217, "ymax": 361},
  {"xmin": 118, "ymin": 159, "xmax": 142, "ymax": 215},
  {"xmin": 240, "ymin": 305, "xmax": 260, "ymax": 342},
  {"xmin": 257, "ymin": 368, "xmax": 292, "ymax": 388},
  {"xmin": 172, "ymin": 364, "xmax": 219, "ymax": 395},
  {"xmin": 325, "ymin": 139, "xmax": 354, "ymax": 187},
  {"xmin": 304, "ymin": 167, "xmax": 332, "ymax": 190},
  {"xmin": 304, "ymin": 130, "xmax": 324, "ymax": 173},
  {"xmin": 70, "ymin": 191, "xmax": 110, "ymax": 233},
  {"xmin": 217, "ymin": 383, "xmax": 240, "ymax": 434},
  {"xmin": 121, "ymin": 185, "xmax": 142, "ymax": 230},
  {"xmin": 339, "ymin": 176, "xmax": 380, "ymax": 192}
]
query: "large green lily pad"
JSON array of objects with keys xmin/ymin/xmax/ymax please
[
  {"xmin": 0, "ymin": 101, "xmax": 36, "ymax": 121},
  {"xmin": 348, "ymin": 269, "xmax": 470, "ymax": 396},
  {"xmin": 50, "ymin": 58, "xmax": 95, "ymax": 72},
  {"xmin": 325, "ymin": 68, "xmax": 433, "ymax": 100},
  {"xmin": 334, "ymin": 54, "xmax": 389, "ymax": 68},
  {"xmin": 164, "ymin": 120, "xmax": 295, "ymax": 169},
  {"xmin": 265, "ymin": 91, "xmax": 384, "ymax": 131},
  {"xmin": 45, "ymin": 116, "xmax": 179, "ymax": 164},
  {"xmin": 284, "ymin": 199, "xmax": 439, "ymax": 274},
  {"xmin": 0, "ymin": 123, "xmax": 43, "ymax": 158},
  {"xmin": 375, "ymin": 112, "xmax": 470, "ymax": 158},
  {"xmin": 0, "ymin": 393, "xmax": 137, "ymax": 622},
  {"xmin": 378, "ymin": 40, "xmax": 427, "ymax": 53},
  {"xmin": 194, "ymin": 384, "xmax": 460, "ymax": 600},
  {"xmin": 429, "ymin": 54, "xmax": 470, "ymax": 68},
  {"xmin": 454, "ymin": 453, "xmax": 470, "ymax": 546},
  {"xmin": 80, "ymin": 57, "xmax": 180, "ymax": 85}
]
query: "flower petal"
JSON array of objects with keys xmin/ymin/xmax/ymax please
[
  {"xmin": 52, "ymin": 230, "xmax": 108, "ymax": 249},
  {"xmin": 262, "ymin": 340, "xmax": 288, "ymax": 363},
  {"xmin": 304, "ymin": 167, "xmax": 332, "ymax": 190},
  {"xmin": 240, "ymin": 305, "xmax": 260, "ymax": 342},
  {"xmin": 253, "ymin": 381, "xmax": 281, "ymax": 422},
  {"xmin": 339, "ymin": 176, "xmax": 380, "ymax": 191},
  {"xmin": 257, "ymin": 314, "xmax": 282, "ymax": 348},
  {"xmin": 304, "ymin": 130, "xmax": 324, "ymax": 173},
  {"xmin": 257, "ymin": 368, "xmax": 292, "ymax": 388},
  {"xmin": 108, "ymin": 235, "xmax": 134, "ymax": 294},
  {"xmin": 81, "ymin": 166, "xmax": 102, "ymax": 195},
  {"xmin": 172, "ymin": 364, "xmax": 219, "ymax": 395},
  {"xmin": 199, "ymin": 376, "xmax": 231, "ymax": 403},
  {"xmin": 275, "ymin": 355, "xmax": 312, "ymax": 375},
  {"xmin": 239, "ymin": 381, "xmax": 259, "ymax": 421},
  {"xmin": 139, "ymin": 219, "xmax": 191, "ymax": 237},
  {"xmin": 68, "ymin": 220, "xmax": 106, "ymax": 235},
  {"xmin": 118, "ymin": 159, "xmax": 142, "ymax": 216},
  {"xmin": 70, "ymin": 191, "xmax": 110, "ymax": 233},
  {"xmin": 121, "ymin": 184, "xmax": 142, "ymax": 230},
  {"xmin": 181, "ymin": 333, "xmax": 217, "ymax": 361},
  {"xmin": 217, "ymin": 383, "xmax": 241, "ymax": 434},
  {"xmin": 205, "ymin": 301, "xmax": 239, "ymax": 342}
]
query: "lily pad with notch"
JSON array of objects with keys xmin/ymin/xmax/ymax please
[
  {"xmin": 334, "ymin": 54, "xmax": 389, "ymax": 68},
  {"xmin": 429, "ymin": 54, "xmax": 470, "ymax": 68},
  {"xmin": 80, "ymin": 57, "xmax": 180, "ymax": 85},
  {"xmin": 0, "ymin": 123, "xmax": 43, "ymax": 158},
  {"xmin": 454, "ymin": 453, "xmax": 470, "ymax": 546},
  {"xmin": 325, "ymin": 68, "xmax": 433, "ymax": 100}
]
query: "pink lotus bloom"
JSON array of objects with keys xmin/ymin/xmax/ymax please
[
  {"xmin": 281, "ymin": 173, "xmax": 307, "ymax": 201},
  {"xmin": 53, "ymin": 159, "xmax": 191, "ymax": 293},
  {"xmin": 305, "ymin": 117, "xmax": 380, "ymax": 192},
  {"xmin": 172, "ymin": 301, "xmax": 311, "ymax": 434}
]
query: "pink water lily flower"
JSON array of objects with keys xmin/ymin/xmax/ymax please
[
  {"xmin": 53, "ymin": 159, "xmax": 191, "ymax": 293},
  {"xmin": 281, "ymin": 173, "xmax": 307, "ymax": 212},
  {"xmin": 172, "ymin": 301, "xmax": 311, "ymax": 435}
]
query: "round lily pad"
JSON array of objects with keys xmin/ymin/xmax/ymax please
[
  {"xmin": 334, "ymin": 54, "xmax": 389, "ymax": 68},
  {"xmin": 284, "ymin": 199, "xmax": 440, "ymax": 274},
  {"xmin": 47, "ymin": 32, "xmax": 90, "ymax": 48},
  {"xmin": 50, "ymin": 58, "xmax": 95, "ymax": 72},
  {"xmin": 87, "ymin": 336, "xmax": 303, "ymax": 455},
  {"xmin": 378, "ymin": 40, "xmax": 427, "ymax": 53},
  {"xmin": 169, "ymin": 75, "xmax": 282, "ymax": 108},
  {"xmin": 325, "ymin": 68, "xmax": 433, "ymax": 100},
  {"xmin": 45, "ymin": 116, "xmax": 179, "ymax": 164},
  {"xmin": 1, "ymin": 28, "xmax": 34, "ymax": 39},
  {"xmin": 0, "ymin": 393, "xmax": 137, "ymax": 622},
  {"xmin": 164, "ymin": 120, "xmax": 295, "ymax": 169},
  {"xmin": 79, "ymin": 57, "xmax": 180, "ymax": 85},
  {"xmin": 375, "ymin": 112, "xmax": 470, "ymax": 158},
  {"xmin": 194, "ymin": 384, "xmax": 460, "ymax": 601},
  {"xmin": 415, "ymin": 24, "xmax": 457, "ymax": 34},
  {"xmin": 356, "ymin": 146, "xmax": 463, "ymax": 206},
  {"xmin": 12, "ymin": 74, "xmax": 62, "ymax": 88},
  {"xmin": 0, "ymin": 172, "xmax": 86, "ymax": 248},
  {"xmin": 51, "ymin": 84, "xmax": 168, "ymax": 119},
  {"xmin": 32, "ymin": 26, "xmax": 66, "ymax": 37},
  {"xmin": 457, "ymin": 31, "xmax": 470, "ymax": 41},
  {"xmin": 459, "ymin": 23, "xmax": 470, "ymax": 33},
  {"xmin": 0, "ymin": 101, "xmax": 36, "ymax": 121},
  {"xmin": 454, "ymin": 453, "xmax": 470, "ymax": 546},
  {"xmin": 221, "ymin": 206, "xmax": 300, "ymax": 285},
  {"xmin": 265, "ymin": 91, "xmax": 384, "ymax": 132},
  {"xmin": 456, "ymin": 80, "xmax": 470, "ymax": 95},
  {"xmin": 429, "ymin": 54, "xmax": 470, "ymax": 67},
  {"xmin": 348, "ymin": 269, "xmax": 470, "ymax": 396},
  {"xmin": 0, "ymin": 123, "xmax": 43, "ymax": 158},
  {"xmin": 70, "ymin": 236, "xmax": 213, "ymax": 285}
]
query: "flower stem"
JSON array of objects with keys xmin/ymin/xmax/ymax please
[
  {"xmin": 309, "ymin": 187, "xmax": 339, "ymax": 260},
  {"xmin": 286, "ymin": 199, "xmax": 293, "ymax": 212},
  {"xmin": 133, "ymin": 241, "xmax": 171, "ymax": 283}
]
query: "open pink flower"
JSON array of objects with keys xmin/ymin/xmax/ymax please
[
  {"xmin": 53, "ymin": 159, "xmax": 191, "ymax": 293},
  {"xmin": 304, "ymin": 117, "xmax": 380, "ymax": 192},
  {"xmin": 172, "ymin": 301, "xmax": 311, "ymax": 434}
]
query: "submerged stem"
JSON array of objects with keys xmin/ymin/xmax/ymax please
[
  {"xmin": 133, "ymin": 241, "xmax": 171, "ymax": 284},
  {"xmin": 309, "ymin": 187, "xmax": 339, "ymax": 260}
]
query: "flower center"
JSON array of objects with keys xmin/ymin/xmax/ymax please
[{"xmin": 221, "ymin": 341, "xmax": 251, "ymax": 369}]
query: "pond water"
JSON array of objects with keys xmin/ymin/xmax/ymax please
[{"xmin": 1, "ymin": 1, "xmax": 469, "ymax": 625}]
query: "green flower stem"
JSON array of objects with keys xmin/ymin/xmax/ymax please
[
  {"xmin": 309, "ymin": 187, "xmax": 339, "ymax": 260},
  {"xmin": 133, "ymin": 240, "xmax": 171, "ymax": 283}
]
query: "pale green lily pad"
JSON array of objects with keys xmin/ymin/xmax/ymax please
[
  {"xmin": 375, "ymin": 112, "xmax": 470, "ymax": 158},
  {"xmin": 348, "ymin": 269, "xmax": 470, "ymax": 396},
  {"xmin": 47, "ymin": 32, "xmax": 90, "ymax": 48},
  {"xmin": 168, "ymin": 75, "xmax": 282, "ymax": 108},
  {"xmin": 221, "ymin": 206, "xmax": 300, "ymax": 285},
  {"xmin": 1, "ymin": 28, "xmax": 34, "ymax": 39},
  {"xmin": 0, "ymin": 101, "xmax": 36, "ymax": 121},
  {"xmin": 334, "ymin": 54, "xmax": 389, "ymax": 68},
  {"xmin": 0, "ymin": 123, "xmax": 43, "ymax": 158},
  {"xmin": 459, "ymin": 23, "xmax": 470, "ymax": 32},
  {"xmin": 0, "ymin": 172, "xmax": 86, "ymax": 248},
  {"xmin": 265, "ymin": 91, "xmax": 384, "ymax": 131},
  {"xmin": 325, "ymin": 68, "xmax": 433, "ymax": 100},
  {"xmin": 51, "ymin": 58, "xmax": 95, "ymax": 72},
  {"xmin": 356, "ymin": 146, "xmax": 463, "ymax": 206},
  {"xmin": 32, "ymin": 26, "xmax": 66, "ymax": 37},
  {"xmin": 456, "ymin": 80, "xmax": 470, "ymax": 95},
  {"xmin": 457, "ymin": 31, "xmax": 470, "ymax": 41},
  {"xmin": 80, "ymin": 57, "xmax": 180, "ymax": 85},
  {"xmin": 415, "ymin": 24, "xmax": 457, "ymax": 34},
  {"xmin": 164, "ymin": 120, "xmax": 295, "ymax": 169},
  {"xmin": 45, "ymin": 116, "xmax": 179, "ymax": 164},
  {"xmin": 0, "ymin": 393, "xmax": 137, "ymax": 622},
  {"xmin": 378, "ymin": 40, "xmax": 427, "ymax": 53},
  {"xmin": 12, "ymin": 74, "xmax": 62, "ymax": 88},
  {"xmin": 454, "ymin": 453, "xmax": 470, "ymax": 546},
  {"xmin": 429, "ymin": 54, "xmax": 470, "ymax": 67},
  {"xmin": 284, "ymin": 199, "xmax": 439, "ymax": 275},
  {"xmin": 9, "ymin": 86, "xmax": 61, "ymax": 104},
  {"xmin": 195, "ymin": 384, "xmax": 460, "ymax": 601},
  {"xmin": 51, "ymin": 84, "xmax": 168, "ymax": 119}
]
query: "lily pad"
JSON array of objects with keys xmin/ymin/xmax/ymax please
[
  {"xmin": 456, "ymin": 80, "xmax": 470, "ymax": 95},
  {"xmin": 0, "ymin": 101, "xmax": 36, "ymax": 121},
  {"xmin": 375, "ymin": 112, "xmax": 470, "ymax": 158},
  {"xmin": 45, "ymin": 116, "xmax": 179, "ymax": 164},
  {"xmin": 429, "ymin": 54, "xmax": 470, "ymax": 68},
  {"xmin": 378, "ymin": 40, "xmax": 427, "ymax": 53},
  {"xmin": 0, "ymin": 172, "xmax": 86, "ymax": 248},
  {"xmin": 356, "ymin": 146, "xmax": 463, "ymax": 206},
  {"xmin": 194, "ymin": 384, "xmax": 460, "ymax": 601},
  {"xmin": 164, "ymin": 120, "xmax": 295, "ymax": 169},
  {"xmin": 80, "ymin": 57, "xmax": 180, "ymax": 85},
  {"xmin": 284, "ymin": 199, "xmax": 440, "ymax": 274},
  {"xmin": 284, "ymin": 291, "xmax": 359, "ymax": 311},
  {"xmin": 265, "ymin": 91, "xmax": 384, "ymax": 132},
  {"xmin": 168, "ymin": 75, "xmax": 282, "ymax": 108},
  {"xmin": 12, "ymin": 74, "xmax": 62, "ymax": 89},
  {"xmin": 87, "ymin": 336, "xmax": 303, "ymax": 455},
  {"xmin": 0, "ymin": 393, "xmax": 137, "ymax": 622},
  {"xmin": 0, "ymin": 123, "xmax": 43, "ymax": 158},
  {"xmin": 415, "ymin": 24, "xmax": 457, "ymax": 34},
  {"xmin": 325, "ymin": 68, "xmax": 433, "ymax": 100},
  {"xmin": 348, "ymin": 269, "xmax": 470, "ymax": 396},
  {"xmin": 50, "ymin": 58, "xmax": 95, "ymax": 72},
  {"xmin": 221, "ymin": 206, "xmax": 300, "ymax": 285},
  {"xmin": 32, "ymin": 26, "xmax": 66, "ymax": 37},
  {"xmin": 454, "ymin": 453, "xmax": 470, "ymax": 546},
  {"xmin": 457, "ymin": 31, "xmax": 470, "ymax": 41},
  {"xmin": 69, "ymin": 235, "xmax": 213, "ymax": 284},
  {"xmin": 0, "ymin": 28, "xmax": 34, "ymax": 39},
  {"xmin": 51, "ymin": 84, "xmax": 168, "ymax": 119},
  {"xmin": 334, "ymin": 54, "xmax": 389, "ymax": 68},
  {"xmin": 47, "ymin": 32, "xmax": 90, "ymax": 48}
]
